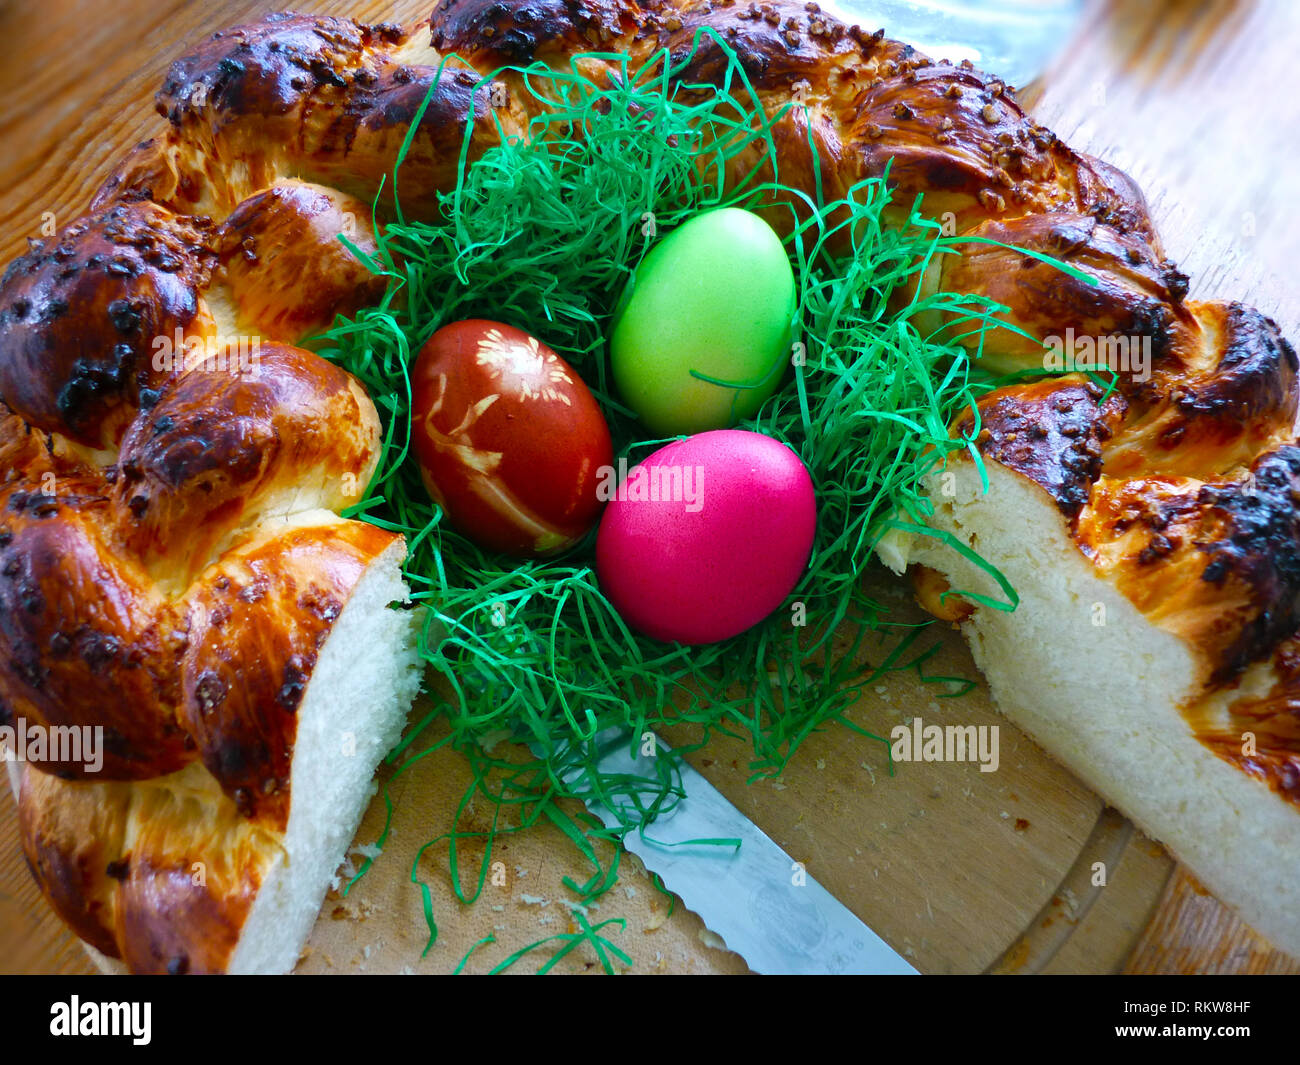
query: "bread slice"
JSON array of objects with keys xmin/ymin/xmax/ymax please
[
  {"xmin": 11, "ymin": 522, "xmax": 423, "ymax": 974},
  {"xmin": 227, "ymin": 532, "xmax": 422, "ymax": 973},
  {"xmin": 887, "ymin": 454, "xmax": 1300, "ymax": 958}
]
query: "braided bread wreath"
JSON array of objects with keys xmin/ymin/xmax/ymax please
[{"xmin": 3, "ymin": 0, "xmax": 1298, "ymax": 973}]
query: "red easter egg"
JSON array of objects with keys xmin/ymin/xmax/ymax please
[{"xmin": 411, "ymin": 319, "xmax": 613, "ymax": 556}]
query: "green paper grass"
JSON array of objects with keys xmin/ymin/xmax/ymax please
[{"xmin": 318, "ymin": 28, "xmax": 1093, "ymax": 971}]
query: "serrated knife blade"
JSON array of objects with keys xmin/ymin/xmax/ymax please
[{"xmin": 560, "ymin": 730, "xmax": 918, "ymax": 975}]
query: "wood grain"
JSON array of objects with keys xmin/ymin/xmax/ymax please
[
  {"xmin": 0, "ymin": 0, "xmax": 1296, "ymax": 976},
  {"xmin": 1127, "ymin": 868, "xmax": 1300, "ymax": 974}
]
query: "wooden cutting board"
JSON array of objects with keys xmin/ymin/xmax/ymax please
[{"xmin": 1, "ymin": 0, "xmax": 1297, "ymax": 975}]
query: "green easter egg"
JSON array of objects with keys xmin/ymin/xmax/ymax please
[{"xmin": 610, "ymin": 208, "xmax": 796, "ymax": 435}]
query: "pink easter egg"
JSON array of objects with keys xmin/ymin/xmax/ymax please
[{"xmin": 595, "ymin": 429, "xmax": 816, "ymax": 644}]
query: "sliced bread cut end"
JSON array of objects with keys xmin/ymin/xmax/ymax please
[
  {"xmin": 226, "ymin": 534, "xmax": 423, "ymax": 974},
  {"xmin": 8, "ymin": 532, "xmax": 424, "ymax": 975},
  {"xmin": 901, "ymin": 459, "xmax": 1300, "ymax": 959}
]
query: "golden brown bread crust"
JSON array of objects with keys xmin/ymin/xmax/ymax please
[
  {"xmin": 429, "ymin": 0, "xmax": 644, "ymax": 60},
  {"xmin": 18, "ymin": 763, "xmax": 278, "ymax": 974},
  {"xmin": 1108, "ymin": 302, "xmax": 1299, "ymax": 478},
  {"xmin": 18, "ymin": 767, "xmax": 134, "ymax": 959},
  {"xmin": 1079, "ymin": 448, "xmax": 1300, "ymax": 683},
  {"xmin": 4, "ymin": 0, "xmax": 1299, "ymax": 967},
  {"xmin": 933, "ymin": 213, "xmax": 1188, "ymax": 369},
  {"xmin": 142, "ymin": 15, "xmax": 507, "ymax": 221},
  {"xmin": 0, "ymin": 202, "xmax": 215, "ymax": 449},
  {"xmin": 955, "ymin": 378, "xmax": 1128, "ymax": 520},
  {"xmin": 114, "ymin": 343, "xmax": 382, "ymax": 587},
  {"xmin": 216, "ymin": 181, "xmax": 388, "ymax": 339},
  {"xmin": 1190, "ymin": 634, "xmax": 1300, "ymax": 804},
  {"xmin": 180, "ymin": 518, "xmax": 398, "ymax": 827},
  {"xmin": 0, "ymin": 479, "xmax": 186, "ymax": 780}
]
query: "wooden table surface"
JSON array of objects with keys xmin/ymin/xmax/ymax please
[{"xmin": 1, "ymin": 0, "xmax": 1298, "ymax": 975}]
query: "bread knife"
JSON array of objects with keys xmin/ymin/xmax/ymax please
[{"xmin": 550, "ymin": 729, "xmax": 918, "ymax": 975}]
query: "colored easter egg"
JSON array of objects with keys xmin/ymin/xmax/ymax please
[
  {"xmin": 595, "ymin": 429, "xmax": 815, "ymax": 644},
  {"xmin": 412, "ymin": 319, "xmax": 613, "ymax": 556},
  {"xmin": 610, "ymin": 208, "xmax": 796, "ymax": 436}
]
